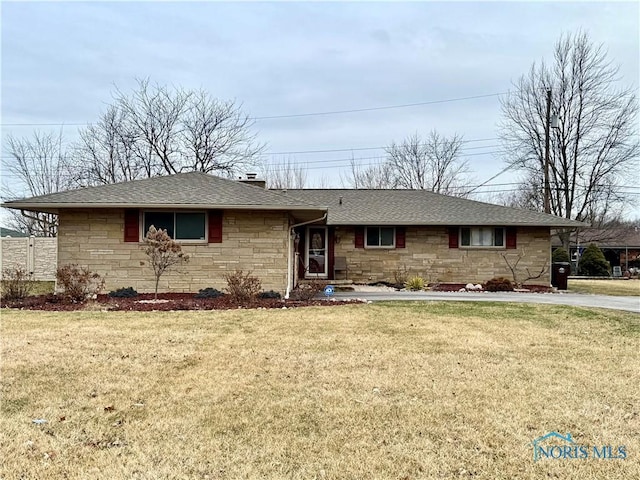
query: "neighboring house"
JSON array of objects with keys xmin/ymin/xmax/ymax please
[
  {"xmin": 2, "ymin": 172, "xmax": 585, "ymax": 295},
  {"xmin": 552, "ymin": 227, "xmax": 640, "ymax": 273},
  {"xmin": 1, "ymin": 227, "xmax": 28, "ymax": 237}
]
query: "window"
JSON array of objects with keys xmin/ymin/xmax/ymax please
[
  {"xmin": 460, "ymin": 227, "xmax": 505, "ymax": 247},
  {"xmin": 366, "ymin": 226, "xmax": 395, "ymax": 248},
  {"xmin": 143, "ymin": 211, "xmax": 206, "ymax": 241}
]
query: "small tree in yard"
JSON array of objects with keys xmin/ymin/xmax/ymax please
[
  {"xmin": 143, "ymin": 226, "xmax": 189, "ymax": 299},
  {"xmin": 578, "ymin": 244, "xmax": 610, "ymax": 277}
]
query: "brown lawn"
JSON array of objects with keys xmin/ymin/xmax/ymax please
[
  {"xmin": 1, "ymin": 302, "xmax": 638, "ymax": 479},
  {"xmin": 568, "ymin": 278, "xmax": 640, "ymax": 296}
]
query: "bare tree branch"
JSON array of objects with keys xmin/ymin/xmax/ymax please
[
  {"xmin": 2, "ymin": 131, "xmax": 73, "ymax": 236},
  {"xmin": 500, "ymin": 30, "xmax": 639, "ymax": 249},
  {"xmin": 342, "ymin": 130, "xmax": 471, "ymax": 195}
]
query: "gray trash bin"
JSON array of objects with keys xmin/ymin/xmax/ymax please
[{"xmin": 552, "ymin": 262, "xmax": 570, "ymax": 290}]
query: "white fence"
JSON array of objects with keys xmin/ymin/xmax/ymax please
[{"xmin": 0, "ymin": 236, "xmax": 57, "ymax": 281}]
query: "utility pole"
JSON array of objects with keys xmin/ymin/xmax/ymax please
[{"xmin": 543, "ymin": 88, "xmax": 552, "ymax": 214}]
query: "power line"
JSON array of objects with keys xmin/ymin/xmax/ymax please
[
  {"xmin": 0, "ymin": 140, "xmax": 506, "ymax": 165},
  {"xmin": 0, "ymin": 91, "xmax": 509, "ymax": 127},
  {"xmin": 262, "ymin": 138, "xmax": 499, "ymax": 156},
  {"xmin": 252, "ymin": 92, "xmax": 508, "ymax": 120}
]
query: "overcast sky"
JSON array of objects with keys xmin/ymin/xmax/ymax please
[{"xmin": 1, "ymin": 1, "xmax": 638, "ymax": 215}]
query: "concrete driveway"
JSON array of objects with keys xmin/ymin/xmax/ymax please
[{"xmin": 332, "ymin": 290, "xmax": 640, "ymax": 313}]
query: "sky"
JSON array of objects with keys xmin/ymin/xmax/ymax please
[{"xmin": 1, "ymin": 1, "xmax": 639, "ymax": 222}]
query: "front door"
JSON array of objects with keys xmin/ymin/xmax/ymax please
[{"xmin": 305, "ymin": 226, "xmax": 328, "ymax": 278}]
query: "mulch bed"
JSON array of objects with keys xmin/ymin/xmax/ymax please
[{"xmin": 1, "ymin": 293, "xmax": 363, "ymax": 312}]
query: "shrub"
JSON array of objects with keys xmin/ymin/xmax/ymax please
[
  {"xmin": 552, "ymin": 247, "xmax": 570, "ymax": 263},
  {"xmin": 259, "ymin": 290, "xmax": 282, "ymax": 299},
  {"xmin": 290, "ymin": 281, "xmax": 324, "ymax": 301},
  {"xmin": 404, "ymin": 276, "xmax": 425, "ymax": 291},
  {"xmin": 392, "ymin": 265, "xmax": 410, "ymax": 288},
  {"xmin": 224, "ymin": 270, "xmax": 262, "ymax": 302},
  {"xmin": 194, "ymin": 287, "xmax": 224, "ymax": 299},
  {"xmin": 578, "ymin": 244, "xmax": 610, "ymax": 276},
  {"xmin": 1, "ymin": 267, "xmax": 35, "ymax": 301},
  {"xmin": 108, "ymin": 287, "xmax": 138, "ymax": 298},
  {"xmin": 56, "ymin": 264, "xmax": 105, "ymax": 302},
  {"xmin": 483, "ymin": 277, "xmax": 514, "ymax": 292}
]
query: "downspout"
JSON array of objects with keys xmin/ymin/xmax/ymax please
[{"xmin": 285, "ymin": 213, "xmax": 327, "ymax": 299}]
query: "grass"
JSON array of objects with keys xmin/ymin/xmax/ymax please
[
  {"xmin": 568, "ymin": 278, "xmax": 640, "ymax": 296},
  {"xmin": 0, "ymin": 280, "xmax": 55, "ymax": 298},
  {"xmin": 1, "ymin": 302, "xmax": 639, "ymax": 479}
]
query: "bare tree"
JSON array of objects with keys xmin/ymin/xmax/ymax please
[
  {"xmin": 500, "ymin": 31, "xmax": 639, "ymax": 250},
  {"xmin": 2, "ymin": 131, "xmax": 73, "ymax": 236},
  {"xmin": 73, "ymin": 78, "xmax": 265, "ymax": 185},
  {"xmin": 182, "ymin": 90, "xmax": 263, "ymax": 175},
  {"xmin": 74, "ymin": 105, "xmax": 148, "ymax": 186},
  {"xmin": 342, "ymin": 131, "xmax": 470, "ymax": 194},
  {"xmin": 387, "ymin": 131, "xmax": 469, "ymax": 193},
  {"xmin": 143, "ymin": 226, "xmax": 189, "ymax": 299},
  {"xmin": 262, "ymin": 156, "xmax": 308, "ymax": 189},
  {"xmin": 342, "ymin": 155, "xmax": 395, "ymax": 189}
]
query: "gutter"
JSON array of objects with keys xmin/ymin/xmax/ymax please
[{"xmin": 285, "ymin": 213, "xmax": 328, "ymax": 299}]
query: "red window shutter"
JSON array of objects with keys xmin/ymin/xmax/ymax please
[
  {"xmin": 506, "ymin": 227, "xmax": 517, "ymax": 249},
  {"xmin": 124, "ymin": 209, "xmax": 139, "ymax": 242},
  {"xmin": 355, "ymin": 227, "xmax": 365, "ymax": 248},
  {"xmin": 208, "ymin": 210, "xmax": 223, "ymax": 243},
  {"xmin": 396, "ymin": 227, "xmax": 406, "ymax": 248},
  {"xmin": 448, "ymin": 227, "xmax": 459, "ymax": 249}
]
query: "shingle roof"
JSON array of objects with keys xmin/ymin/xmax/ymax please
[
  {"xmin": 2, "ymin": 172, "xmax": 323, "ymax": 212},
  {"xmin": 2, "ymin": 172, "xmax": 588, "ymax": 228},
  {"xmin": 285, "ymin": 189, "xmax": 587, "ymax": 227},
  {"xmin": 1, "ymin": 227, "xmax": 28, "ymax": 237}
]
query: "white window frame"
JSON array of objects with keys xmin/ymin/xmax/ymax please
[
  {"xmin": 142, "ymin": 210, "xmax": 208, "ymax": 243},
  {"xmin": 365, "ymin": 226, "xmax": 396, "ymax": 249},
  {"xmin": 460, "ymin": 227, "xmax": 505, "ymax": 249}
]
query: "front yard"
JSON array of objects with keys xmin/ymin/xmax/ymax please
[
  {"xmin": 1, "ymin": 302, "xmax": 638, "ymax": 479},
  {"xmin": 568, "ymin": 278, "xmax": 640, "ymax": 296}
]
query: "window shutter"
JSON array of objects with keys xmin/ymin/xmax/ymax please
[
  {"xmin": 448, "ymin": 227, "xmax": 459, "ymax": 249},
  {"xmin": 354, "ymin": 227, "xmax": 365, "ymax": 248},
  {"xmin": 124, "ymin": 209, "xmax": 139, "ymax": 242},
  {"xmin": 208, "ymin": 210, "xmax": 223, "ymax": 243},
  {"xmin": 396, "ymin": 227, "xmax": 406, "ymax": 248},
  {"xmin": 506, "ymin": 227, "xmax": 517, "ymax": 249}
]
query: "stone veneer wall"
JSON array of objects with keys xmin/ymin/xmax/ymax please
[
  {"xmin": 333, "ymin": 225, "xmax": 551, "ymax": 285},
  {"xmin": 0, "ymin": 237, "xmax": 57, "ymax": 281},
  {"xmin": 57, "ymin": 209, "xmax": 290, "ymax": 293}
]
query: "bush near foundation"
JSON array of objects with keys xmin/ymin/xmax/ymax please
[
  {"xmin": 483, "ymin": 277, "xmax": 514, "ymax": 292},
  {"xmin": 108, "ymin": 287, "xmax": 138, "ymax": 298},
  {"xmin": 56, "ymin": 264, "xmax": 105, "ymax": 302},
  {"xmin": 404, "ymin": 276, "xmax": 425, "ymax": 291},
  {"xmin": 224, "ymin": 270, "xmax": 262, "ymax": 302},
  {"xmin": 1, "ymin": 267, "xmax": 35, "ymax": 301},
  {"xmin": 194, "ymin": 288, "xmax": 224, "ymax": 299}
]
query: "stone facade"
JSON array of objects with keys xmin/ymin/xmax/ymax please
[
  {"xmin": 0, "ymin": 237, "xmax": 57, "ymax": 281},
  {"xmin": 56, "ymin": 209, "xmax": 552, "ymax": 294},
  {"xmin": 332, "ymin": 225, "xmax": 551, "ymax": 285},
  {"xmin": 57, "ymin": 209, "xmax": 290, "ymax": 294}
]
